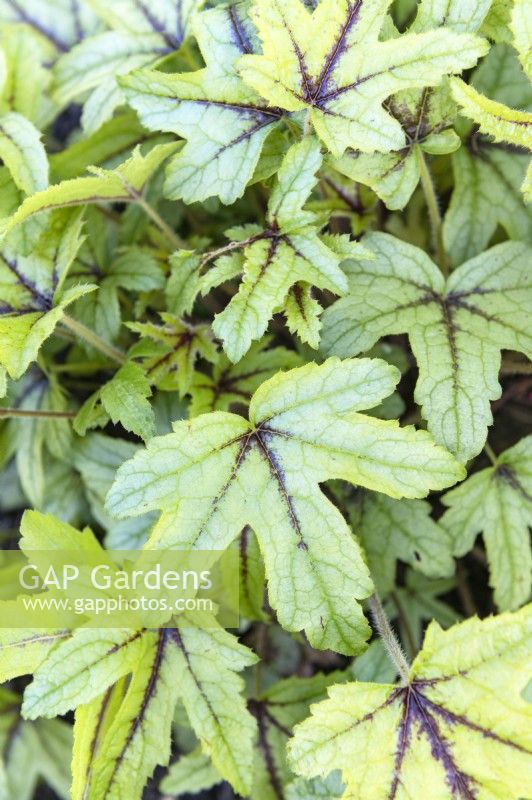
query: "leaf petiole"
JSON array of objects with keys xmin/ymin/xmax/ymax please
[
  {"xmin": 418, "ymin": 150, "xmax": 449, "ymax": 277},
  {"xmin": 368, "ymin": 592, "xmax": 410, "ymax": 682},
  {"xmin": 61, "ymin": 315, "xmax": 127, "ymax": 365}
]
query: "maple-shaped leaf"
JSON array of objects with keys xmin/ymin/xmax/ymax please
[
  {"xmin": 3, "ymin": 510, "xmax": 257, "ymax": 799},
  {"xmin": 162, "ymin": 670, "xmax": 346, "ymax": 800},
  {"xmin": 451, "ymin": 76, "xmax": 532, "ymax": 200},
  {"xmin": 348, "ymin": 491, "xmax": 455, "ymax": 595},
  {"xmin": 120, "ymin": 2, "xmax": 284, "ymax": 204},
  {"xmin": 443, "ymin": 44, "xmax": 532, "ymax": 266},
  {"xmin": 321, "ymin": 233, "xmax": 532, "ymax": 463},
  {"xmin": 128, "ymin": 313, "xmax": 218, "ymax": 396},
  {"xmin": 189, "ymin": 337, "xmax": 302, "ymax": 416},
  {"xmin": 331, "ymin": 0, "xmax": 492, "ymax": 210},
  {"xmin": 2, "ymin": 142, "xmax": 178, "ymax": 235},
  {"xmin": 288, "ymin": 605, "xmax": 532, "ymax": 800},
  {"xmin": 107, "ymin": 357, "xmax": 463, "ymax": 654},
  {"xmin": 0, "ymin": 209, "xmax": 95, "ymax": 379},
  {"xmin": 0, "ymin": 688, "xmax": 72, "ymax": 800},
  {"xmin": 53, "ymin": 0, "xmax": 204, "ymax": 133},
  {"xmin": 211, "ymin": 137, "xmax": 365, "ymax": 361},
  {"xmin": 239, "ymin": 0, "xmax": 488, "ymax": 158},
  {"xmin": 441, "ymin": 435, "xmax": 532, "ymax": 611}
]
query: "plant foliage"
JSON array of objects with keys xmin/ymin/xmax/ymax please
[{"xmin": 0, "ymin": 1, "xmax": 530, "ymax": 799}]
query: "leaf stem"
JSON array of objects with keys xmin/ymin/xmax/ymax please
[
  {"xmin": 200, "ymin": 233, "xmax": 265, "ymax": 269},
  {"xmin": 0, "ymin": 407, "xmax": 76, "ymax": 419},
  {"xmin": 368, "ymin": 592, "xmax": 410, "ymax": 682},
  {"xmin": 61, "ymin": 315, "xmax": 126, "ymax": 365},
  {"xmin": 134, "ymin": 193, "xmax": 184, "ymax": 251},
  {"xmin": 484, "ymin": 442, "xmax": 498, "ymax": 466},
  {"xmin": 418, "ymin": 151, "xmax": 449, "ymax": 277}
]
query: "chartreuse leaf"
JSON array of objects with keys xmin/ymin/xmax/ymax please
[
  {"xmin": 120, "ymin": 2, "xmax": 283, "ymax": 204},
  {"xmin": 321, "ymin": 233, "xmax": 532, "ymax": 463},
  {"xmin": 189, "ymin": 337, "xmax": 302, "ymax": 416},
  {"xmin": 0, "ymin": 24, "xmax": 54, "ymax": 127},
  {"xmin": 451, "ymin": 77, "xmax": 532, "ymax": 200},
  {"xmin": 0, "ymin": 209, "xmax": 94, "ymax": 379},
  {"xmin": 108, "ymin": 358, "xmax": 463, "ymax": 654},
  {"xmin": 332, "ymin": 0, "xmax": 491, "ymax": 210},
  {"xmin": 11, "ymin": 510, "xmax": 258, "ymax": 799},
  {"xmin": 212, "ymin": 137, "xmax": 368, "ymax": 361},
  {"xmin": 0, "ymin": 689, "xmax": 72, "ymax": 800},
  {"xmin": 441, "ymin": 435, "xmax": 532, "ymax": 611},
  {"xmin": 53, "ymin": 1, "xmax": 204, "ymax": 133},
  {"xmin": 481, "ymin": 0, "xmax": 513, "ymax": 44},
  {"xmin": 443, "ymin": 44, "xmax": 532, "ymax": 265},
  {"xmin": 451, "ymin": 77, "xmax": 532, "ymax": 150},
  {"xmin": 289, "ymin": 605, "xmax": 532, "ymax": 800},
  {"xmin": 162, "ymin": 670, "xmax": 345, "ymax": 800},
  {"xmin": 128, "ymin": 313, "xmax": 218, "ymax": 396},
  {"xmin": 239, "ymin": 0, "xmax": 487, "ymax": 157},
  {"xmin": 511, "ymin": 0, "xmax": 532, "ymax": 78},
  {"xmin": 348, "ymin": 492, "xmax": 455, "ymax": 594},
  {"xmin": 2, "ymin": 142, "xmax": 178, "ymax": 235}
]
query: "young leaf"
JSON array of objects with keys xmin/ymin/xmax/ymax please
[
  {"xmin": 3, "ymin": 143, "xmax": 178, "ymax": 234},
  {"xmin": 289, "ymin": 605, "xmax": 532, "ymax": 800},
  {"xmin": 443, "ymin": 44, "xmax": 532, "ymax": 266},
  {"xmin": 75, "ymin": 361, "xmax": 156, "ymax": 440},
  {"xmin": 211, "ymin": 137, "xmax": 366, "ymax": 361},
  {"xmin": 120, "ymin": 3, "xmax": 284, "ymax": 204},
  {"xmin": 441, "ymin": 435, "xmax": 532, "ymax": 611},
  {"xmin": 239, "ymin": 0, "xmax": 488, "ymax": 157},
  {"xmin": 0, "ymin": 209, "xmax": 93, "ymax": 379},
  {"xmin": 511, "ymin": 0, "xmax": 532, "ymax": 78},
  {"xmin": 321, "ymin": 233, "xmax": 532, "ymax": 462},
  {"xmin": 107, "ymin": 357, "xmax": 464, "ymax": 654},
  {"xmin": 189, "ymin": 337, "xmax": 302, "ymax": 416},
  {"xmin": 128, "ymin": 314, "xmax": 218, "ymax": 396}
]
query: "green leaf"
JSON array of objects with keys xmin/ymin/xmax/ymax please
[
  {"xmin": 0, "ymin": 691, "xmax": 72, "ymax": 800},
  {"xmin": 288, "ymin": 605, "xmax": 532, "ymax": 800},
  {"xmin": 511, "ymin": 0, "xmax": 532, "ymax": 78},
  {"xmin": 410, "ymin": 0, "xmax": 492, "ymax": 33},
  {"xmin": 0, "ymin": 112, "xmax": 48, "ymax": 194},
  {"xmin": 0, "ymin": 25, "xmax": 53, "ymax": 126},
  {"xmin": 3, "ymin": 142, "xmax": 178, "ymax": 235},
  {"xmin": 76, "ymin": 361, "xmax": 156, "ymax": 440},
  {"xmin": 108, "ymin": 357, "xmax": 463, "ymax": 654},
  {"xmin": 443, "ymin": 43, "xmax": 532, "ymax": 264},
  {"xmin": 239, "ymin": 0, "xmax": 487, "ymax": 157},
  {"xmin": 0, "ymin": 209, "xmax": 93, "ymax": 378},
  {"xmin": 128, "ymin": 314, "xmax": 218, "ymax": 396},
  {"xmin": 189, "ymin": 337, "xmax": 302, "ymax": 416},
  {"xmin": 441, "ymin": 435, "xmax": 532, "ymax": 611},
  {"xmin": 348, "ymin": 492, "xmax": 455, "ymax": 595},
  {"xmin": 120, "ymin": 3, "xmax": 283, "ymax": 204},
  {"xmin": 321, "ymin": 233, "xmax": 532, "ymax": 462},
  {"xmin": 211, "ymin": 137, "xmax": 367, "ymax": 361},
  {"xmin": 0, "ymin": 0, "xmax": 99, "ymax": 53},
  {"xmin": 451, "ymin": 76, "xmax": 532, "ymax": 150},
  {"xmin": 160, "ymin": 747, "xmax": 221, "ymax": 797}
]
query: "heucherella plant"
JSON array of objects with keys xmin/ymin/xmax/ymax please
[{"xmin": 0, "ymin": 1, "xmax": 530, "ymax": 799}]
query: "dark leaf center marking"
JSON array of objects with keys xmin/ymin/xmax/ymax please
[
  {"xmin": 133, "ymin": 0, "xmax": 180, "ymax": 50},
  {"xmin": 6, "ymin": 0, "xmax": 70, "ymax": 51}
]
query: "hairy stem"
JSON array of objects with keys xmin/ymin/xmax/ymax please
[
  {"xmin": 368, "ymin": 592, "xmax": 410, "ymax": 682},
  {"xmin": 418, "ymin": 151, "xmax": 449, "ymax": 277},
  {"xmin": 201, "ymin": 233, "xmax": 265, "ymax": 269},
  {"xmin": 61, "ymin": 315, "xmax": 126, "ymax": 365},
  {"xmin": 0, "ymin": 408, "xmax": 76, "ymax": 419}
]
